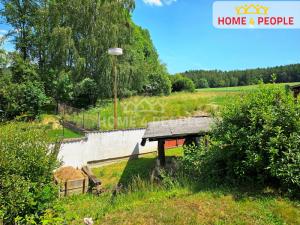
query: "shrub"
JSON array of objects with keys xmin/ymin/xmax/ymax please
[
  {"xmin": 0, "ymin": 81, "xmax": 49, "ymax": 120},
  {"xmin": 73, "ymin": 78, "xmax": 98, "ymax": 108},
  {"xmin": 0, "ymin": 123, "xmax": 60, "ymax": 224},
  {"xmin": 145, "ymin": 73, "xmax": 171, "ymax": 96},
  {"xmin": 182, "ymin": 84, "xmax": 300, "ymax": 195},
  {"xmin": 170, "ymin": 74, "xmax": 195, "ymax": 92},
  {"xmin": 197, "ymin": 78, "xmax": 209, "ymax": 89}
]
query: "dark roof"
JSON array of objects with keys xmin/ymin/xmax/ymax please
[
  {"xmin": 142, "ymin": 117, "xmax": 213, "ymax": 142},
  {"xmin": 289, "ymin": 84, "xmax": 300, "ymax": 89}
]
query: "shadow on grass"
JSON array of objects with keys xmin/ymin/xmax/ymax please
[
  {"xmin": 184, "ymin": 178, "xmax": 296, "ymax": 202},
  {"xmin": 117, "ymin": 156, "xmax": 156, "ymax": 187}
]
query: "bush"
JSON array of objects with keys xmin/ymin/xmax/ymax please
[
  {"xmin": 197, "ymin": 78, "xmax": 209, "ymax": 89},
  {"xmin": 182, "ymin": 84, "xmax": 300, "ymax": 196},
  {"xmin": 170, "ymin": 74, "xmax": 195, "ymax": 92},
  {"xmin": 0, "ymin": 81, "xmax": 49, "ymax": 120},
  {"xmin": 0, "ymin": 123, "xmax": 60, "ymax": 224},
  {"xmin": 145, "ymin": 73, "xmax": 171, "ymax": 96},
  {"xmin": 73, "ymin": 78, "xmax": 98, "ymax": 108}
]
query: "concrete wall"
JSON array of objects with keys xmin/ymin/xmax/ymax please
[{"xmin": 58, "ymin": 129, "xmax": 157, "ymax": 168}]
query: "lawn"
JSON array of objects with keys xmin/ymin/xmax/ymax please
[
  {"xmin": 39, "ymin": 114, "xmax": 83, "ymax": 140},
  {"xmin": 63, "ymin": 82, "xmax": 299, "ymax": 131},
  {"xmin": 58, "ymin": 147, "xmax": 300, "ymax": 225},
  {"xmin": 46, "ymin": 128, "xmax": 83, "ymax": 139}
]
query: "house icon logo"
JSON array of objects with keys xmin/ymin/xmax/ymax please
[
  {"xmin": 123, "ymin": 98, "xmax": 165, "ymax": 114},
  {"xmin": 213, "ymin": 1, "xmax": 299, "ymax": 29}
]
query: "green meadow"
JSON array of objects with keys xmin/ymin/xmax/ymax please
[{"xmin": 63, "ymin": 83, "xmax": 298, "ymax": 131}]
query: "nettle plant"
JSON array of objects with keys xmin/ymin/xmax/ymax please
[{"xmin": 183, "ymin": 84, "xmax": 300, "ymax": 195}]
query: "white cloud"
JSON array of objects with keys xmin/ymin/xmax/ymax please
[
  {"xmin": 143, "ymin": 0, "xmax": 176, "ymax": 7},
  {"xmin": 0, "ymin": 29, "xmax": 8, "ymax": 34},
  {"xmin": 163, "ymin": 0, "xmax": 177, "ymax": 5}
]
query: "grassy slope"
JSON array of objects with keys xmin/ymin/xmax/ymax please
[
  {"xmin": 65, "ymin": 91, "xmax": 237, "ymax": 130},
  {"xmin": 39, "ymin": 114, "xmax": 83, "ymax": 140},
  {"xmin": 65, "ymin": 83, "xmax": 299, "ymax": 131},
  {"xmin": 58, "ymin": 148, "xmax": 300, "ymax": 225},
  {"xmin": 59, "ymin": 187, "xmax": 299, "ymax": 225}
]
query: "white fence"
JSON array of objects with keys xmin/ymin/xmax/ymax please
[{"xmin": 58, "ymin": 129, "xmax": 157, "ymax": 168}]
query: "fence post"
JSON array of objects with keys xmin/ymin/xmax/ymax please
[
  {"xmin": 82, "ymin": 111, "xmax": 85, "ymax": 129},
  {"xmin": 97, "ymin": 112, "xmax": 101, "ymax": 130}
]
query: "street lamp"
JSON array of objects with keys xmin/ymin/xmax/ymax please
[{"xmin": 108, "ymin": 48, "xmax": 123, "ymax": 129}]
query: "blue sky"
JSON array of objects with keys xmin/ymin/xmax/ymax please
[
  {"xmin": 0, "ymin": 1, "xmax": 299, "ymax": 74},
  {"xmin": 133, "ymin": 0, "xmax": 300, "ymax": 73}
]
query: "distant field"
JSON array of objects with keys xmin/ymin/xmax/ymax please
[
  {"xmin": 63, "ymin": 82, "xmax": 299, "ymax": 131},
  {"xmin": 197, "ymin": 82, "xmax": 300, "ymax": 92}
]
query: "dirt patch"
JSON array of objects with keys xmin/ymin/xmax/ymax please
[{"xmin": 54, "ymin": 166, "xmax": 85, "ymax": 181}]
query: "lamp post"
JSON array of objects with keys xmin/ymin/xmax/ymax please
[{"xmin": 108, "ymin": 48, "xmax": 123, "ymax": 130}]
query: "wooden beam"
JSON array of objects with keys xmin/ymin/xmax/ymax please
[{"xmin": 158, "ymin": 140, "xmax": 166, "ymax": 167}]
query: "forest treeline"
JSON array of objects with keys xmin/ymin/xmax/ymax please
[{"xmin": 183, "ymin": 64, "xmax": 300, "ymax": 88}]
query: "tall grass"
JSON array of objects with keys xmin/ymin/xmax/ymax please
[
  {"xmin": 64, "ymin": 83, "xmax": 299, "ymax": 131},
  {"xmin": 65, "ymin": 91, "xmax": 237, "ymax": 130}
]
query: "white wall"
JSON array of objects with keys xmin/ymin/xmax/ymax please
[{"xmin": 58, "ymin": 129, "xmax": 157, "ymax": 168}]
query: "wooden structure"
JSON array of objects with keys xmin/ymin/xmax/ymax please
[
  {"xmin": 82, "ymin": 166, "xmax": 102, "ymax": 194},
  {"xmin": 141, "ymin": 117, "xmax": 213, "ymax": 166},
  {"xmin": 55, "ymin": 174, "xmax": 89, "ymax": 197},
  {"xmin": 289, "ymin": 84, "xmax": 300, "ymax": 98},
  {"xmin": 54, "ymin": 166, "xmax": 89, "ymax": 197}
]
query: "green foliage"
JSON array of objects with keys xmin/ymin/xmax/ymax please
[
  {"xmin": 170, "ymin": 74, "xmax": 195, "ymax": 92},
  {"xmin": 1, "ymin": 0, "xmax": 169, "ymax": 111},
  {"xmin": 0, "ymin": 123, "xmax": 60, "ymax": 224},
  {"xmin": 52, "ymin": 70, "xmax": 73, "ymax": 104},
  {"xmin": 182, "ymin": 84, "xmax": 300, "ymax": 196},
  {"xmin": 73, "ymin": 78, "xmax": 98, "ymax": 108},
  {"xmin": 184, "ymin": 64, "xmax": 300, "ymax": 88},
  {"xmin": 0, "ymin": 80, "xmax": 48, "ymax": 119},
  {"xmin": 11, "ymin": 53, "xmax": 39, "ymax": 83},
  {"xmin": 197, "ymin": 78, "xmax": 209, "ymax": 88},
  {"xmin": 145, "ymin": 73, "xmax": 171, "ymax": 96}
]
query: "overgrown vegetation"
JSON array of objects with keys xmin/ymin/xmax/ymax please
[
  {"xmin": 169, "ymin": 74, "xmax": 195, "ymax": 92},
  {"xmin": 0, "ymin": 123, "xmax": 60, "ymax": 224},
  {"xmin": 64, "ymin": 90, "xmax": 236, "ymax": 130},
  {"xmin": 54, "ymin": 147, "xmax": 299, "ymax": 225},
  {"xmin": 0, "ymin": 0, "xmax": 173, "ymax": 121},
  {"xmin": 182, "ymin": 84, "xmax": 300, "ymax": 197}
]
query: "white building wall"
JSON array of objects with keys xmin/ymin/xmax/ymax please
[{"xmin": 58, "ymin": 129, "xmax": 157, "ymax": 168}]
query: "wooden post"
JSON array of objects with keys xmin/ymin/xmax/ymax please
[
  {"xmin": 97, "ymin": 112, "xmax": 101, "ymax": 130},
  {"xmin": 158, "ymin": 140, "xmax": 166, "ymax": 167},
  {"xmin": 82, "ymin": 112, "xmax": 85, "ymax": 129}
]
